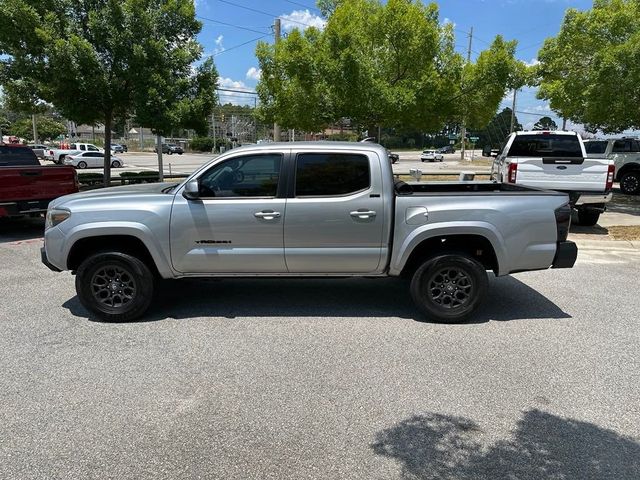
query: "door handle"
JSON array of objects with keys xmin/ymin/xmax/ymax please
[
  {"xmin": 350, "ymin": 209, "xmax": 377, "ymax": 219},
  {"xmin": 254, "ymin": 211, "xmax": 281, "ymax": 220}
]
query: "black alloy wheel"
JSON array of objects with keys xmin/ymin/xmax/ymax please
[
  {"xmin": 620, "ymin": 172, "xmax": 640, "ymax": 195},
  {"xmin": 76, "ymin": 252, "xmax": 154, "ymax": 322},
  {"xmin": 410, "ymin": 253, "xmax": 488, "ymax": 323}
]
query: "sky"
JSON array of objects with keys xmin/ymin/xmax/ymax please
[{"xmin": 200, "ymin": 0, "xmax": 595, "ymax": 130}]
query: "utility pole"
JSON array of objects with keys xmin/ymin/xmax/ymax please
[
  {"xmin": 31, "ymin": 114, "xmax": 38, "ymax": 143},
  {"xmin": 212, "ymin": 112, "xmax": 216, "ymax": 153},
  {"xmin": 273, "ymin": 18, "xmax": 281, "ymax": 142},
  {"xmin": 510, "ymin": 89, "xmax": 517, "ymax": 133},
  {"xmin": 460, "ymin": 27, "xmax": 473, "ymax": 161}
]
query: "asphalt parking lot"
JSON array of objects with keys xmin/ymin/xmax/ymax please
[{"xmin": 1, "ymin": 217, "xmax": 639, "ymax": 479}]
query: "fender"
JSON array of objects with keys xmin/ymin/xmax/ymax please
[
  {"xmin": 389, "ymin": 221, "xmax": 509, "ymax": 276},
  {"xmin": 62, "ymin": 222, "xmax": 174, "ymax": 278}
]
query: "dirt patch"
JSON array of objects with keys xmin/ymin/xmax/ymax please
[{"xmin": 607, "ymin": 225, "xmax": 640, "ymax": 241}]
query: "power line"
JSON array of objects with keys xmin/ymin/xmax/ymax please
[
  {"xmin": 213, "ymin": 34, "xmax": 271, "ymax": 56},
  {"xmin": 216, "ymin": 87, "xmax": 257, "ymax": 94},
  {"xmin": 283, "ymin": 0, "xmax": 320, "ymax": 12},
  {"xmin": 197, "ymin": 15, "xmax": 271, "ymax": 35},
  {"xmin": 212, "ymin": 0, "xmax": 317, "ymax": 28}
]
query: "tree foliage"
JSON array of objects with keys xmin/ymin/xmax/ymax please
[
  {"xmin": 0, "ymin": 0, "xmax": 214, "ymax": 184},
  {"xmin": 10, "ymin": 116, "xmax": 66, "ymax": 141},
  {"xmin": 537, "ymin": 0, "xmax": 640, "ymax": 132},
  {"xmin": 533, "ymin": 116, "xmax": 558, "ymax": 131},
  {"xmin": 257, "ymin": 0, "xmax": 521, "ymax": 135},
  {"xmin": 477, "ymin": 107, "xmax": 522, "ymax": 148}
]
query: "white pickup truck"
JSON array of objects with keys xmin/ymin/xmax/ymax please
[
  {"xmin": 491, "ymin": 131, "xmax": 614, "ymax": 226},
  {"xmin": 44, "ymin": 143, "xmax": 104, "ymax": 164},
  {"xmin": 584, "ymin": 137, "xmax": 640, "ymax": 195}
]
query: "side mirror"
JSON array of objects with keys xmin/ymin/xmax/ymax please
[{"xmin": 182, "ymin": 179, "xmax": 200, "ymax": 200}]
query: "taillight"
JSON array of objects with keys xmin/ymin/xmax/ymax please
[
  {"xmin": 555, "ymin": 204, "xmax": 571, "ymax": 242},
  {"xmin": 507, "ymin": 163, "xmax": 517, "ymax": 183},
  {"xmin": 606, "ymin": 163, "xmax": 615, "ymax": 191}
]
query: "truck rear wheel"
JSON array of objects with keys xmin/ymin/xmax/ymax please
[
  {"xmin": 620, "ymin": 171, "xmax": 640, "ymax": 195},
  {"xmin": 410, "ymin": 254, "xmax": 488, "ymax": 323},
  {"xmin": 75, "ymin": 252, "xmax": 154, "ymax": 322},
  {"xmin": 576, "ymin": 209, "xmax": 600, "ymax": 226}
]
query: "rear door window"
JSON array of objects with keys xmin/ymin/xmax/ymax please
[
  {"xmin": 584, "ymin": 141, "xmax": 608, "ymax": 154},
  {"xmin": 295, "ymin": 153, "xmax": 370, "ymax": 196},
  {"xmin": 612, "ymin": 139, "xmax": 640, "ymax": 153},
  {"xmin": 508, "ymin": 134, "xmax": 583, "ymax": 157},
  {"xmin": 0, "ymin": 146, "xmax": 39, "ymax": 166}
]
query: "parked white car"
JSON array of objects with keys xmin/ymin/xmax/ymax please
[
  {"xmin": 64, "ymin": 151, "xmax": 124, "ymax": 169},
  {"xmin": 421, "ymin": 149, "xmax": 444, "ymax": 162},
  {"xmin": 45, "ymin": 143, "xmax": 104, "ymax": 164}
]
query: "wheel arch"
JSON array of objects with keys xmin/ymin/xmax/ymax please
[
  {"xmin": 64, "ymin": 226, "xmax": 173, "ymax": 278},
  {"xmin": 396, "ymin": 231, "xmax": 503, "ymax": 278},
  {"xmin": 616, "ymin": 162, "xmax": 640, "ymax": 181}
]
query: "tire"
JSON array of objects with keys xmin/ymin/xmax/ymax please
[
  {"xmin": 620, "ymin": 171, "xmax": 640, "ymax": 195},
  {"xmin": 178, "ymin": 152, "xmax": 183, "ymax": 155},
  {"xmin": 168, "ymin": 150, "xmax": 173, "ymax": 155},
  {"xmin": 75, "ymin": 252, "xmax": 154, "ymax": 322},
  {"xmin": 111, "ymin": 160, "xmax": 121, "ymax": 168},
  {"xmin": 77, "ymin": 161, "xmax": 87, "ymax": 169},
  {"xmin": 58, "ymin": 155, "xmax": 66, "ymax": 163},
  {"xmin": 410, "ymin": 253, "xmax": 488, "ymax": 323},
  {"xmin": 576, "ymin": 209, "xmax": 600, "ymax": 226}
]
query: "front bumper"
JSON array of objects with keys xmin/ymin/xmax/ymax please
[
  {"xmin": 41, "ymin": 247, "xmax": 62, "ymax": 272},
  {"xmin": 551, "ymin": 241, "xmax": 578, "ymax": 269}
]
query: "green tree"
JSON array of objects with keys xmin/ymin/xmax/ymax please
[
  {"xmin": 10, "ymin": 116, "xmax": 66, "ymax": 141},
  {"xmin": 533, "ymin": 116, "xmax": 558, "ymax": 131},
  {"xmin": 257, "ymin": 0, "xmax": 519, "ymax": 137},
  {"xmin": 0, "ymin": 0, "xmax": 208, "ymax": 185},
  {"xmin": 317, "ymin": 0, "xmax": 342, "ymax": 17},
  {"xmin": 133, "ymin": 57, "xmax": 218, "ymax": 180},
  {"xmin": 477, "ymin": 107, "xmax": 522, "ymax": 149},
  {"xmin": 537, "ymin": 0, "xmax": 640, "ymax": 132}
]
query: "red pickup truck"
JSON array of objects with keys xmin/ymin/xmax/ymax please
[{"xmin": 0, "ymin": 144, "xmax": 78, "ymax": 218}]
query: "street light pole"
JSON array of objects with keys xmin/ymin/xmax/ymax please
[
  {"xmin": 460, "ymin": 27, "xmax": 473, "ymax": 161},
  {"xmin": 273, "ymin": 18, "xmax": 281, "ymax": 142}
]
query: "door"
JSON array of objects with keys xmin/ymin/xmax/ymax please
[
  {"xmin": 84, "ymin": 152, "xmax": 103, "ymax": 167},
  {"xmin": 284, "ymin": 150, "xmax": 385, "ymax": 273},
  {"xmin": 170, "ymin": 152, "xmax": 287, "ymax": 274}
]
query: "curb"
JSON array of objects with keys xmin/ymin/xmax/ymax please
[{"xmin": 571, "ymin": 238, "xmax": 640, "ymax": 251}]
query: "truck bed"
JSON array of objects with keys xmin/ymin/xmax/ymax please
[{"xmin": 396, "ymin": 181, "xmax": 567, "ymax": 196}]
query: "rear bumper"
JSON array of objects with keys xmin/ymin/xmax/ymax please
[
  {"xmin": 41, "ymin": 247, "xmax": 62, "ymax": 272},
  {"xmin": 0, "ymin": 200, "xmax": 50, "ymax": 218},
  {"xmin": 552, "ymin": 241, "xmax": 578, "ymax": 269},
  {"xmin": 572, "ymin": 191, "xmax": 613, "ymax": 206}
]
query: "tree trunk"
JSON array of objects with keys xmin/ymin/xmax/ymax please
[
  {"xmin": 156, "ymin": 134, "xmax": 164, "ymax": 182},
  {"xmin": 103, "ymin": 114, "xmax": 112, "ymax": 187}
]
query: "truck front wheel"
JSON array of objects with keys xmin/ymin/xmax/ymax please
[
  {"xmin": 75, "ymin": 252, "xmax": 154, "ymax": 322},
  {"xmin": 410, "ymin": 254, "xmax": 488, "ymax": 323}
]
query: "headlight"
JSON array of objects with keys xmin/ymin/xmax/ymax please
[{"xmin": 45, "ymin": 209, "xmax": 71, "ymax": 230}]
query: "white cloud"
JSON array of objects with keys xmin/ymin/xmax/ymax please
[
  {"xmin": 534, "ymin": 103, "xmax": 551, "ymax": 112},
  {"xmin": 280, "ymin": 9, "xmax": 326, "ymax": 32},
  {"xmin": 246, "ymin": 67, "xmax": 262, "ymax": 81},
  {"xmin": 213, "ymin": 35, "xmax": 225, "ymax": 55},
  {"xmin": 442, "ymin": 17, "xmax": 457, "ymax": 28},
  {"xmin": 217, "ymin": 77, "xmax": 255, "ymax": 106},
  {"xmin": 524, "ymin": 58, "xmax": 540, "ymax": 67}
]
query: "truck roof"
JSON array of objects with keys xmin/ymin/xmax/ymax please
[
  {"xmin": 225, "ymin": 141, "xmax": 389, "ymax": 155},
  {"xmin": 513, "ymin": 130, "xmax": 578, "ymax": 136}
]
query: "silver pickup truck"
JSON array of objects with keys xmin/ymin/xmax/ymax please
[{"xmin": 42, "ymin": 142, "xmax": 577, "ymax": 323}]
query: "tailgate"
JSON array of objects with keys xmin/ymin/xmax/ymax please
[
  {"xmin": 0, "ymin": 166, "xmax": 78, "ymax": 202},
  {"xmin": 514, "ymin": 156, "xmax": 609, "ymax": 191}
]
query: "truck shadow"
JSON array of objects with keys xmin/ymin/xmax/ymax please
[
  {"xmin": 63, "ymin": 274, "xmax": 570, "ymax": 324},
  {"xmin": 0, "ymin": 217, "xmax": 45, "ymax": 244},
  {"xmin": 371, "ymin": 409, "xmax": 640, "ymax": 479}
]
